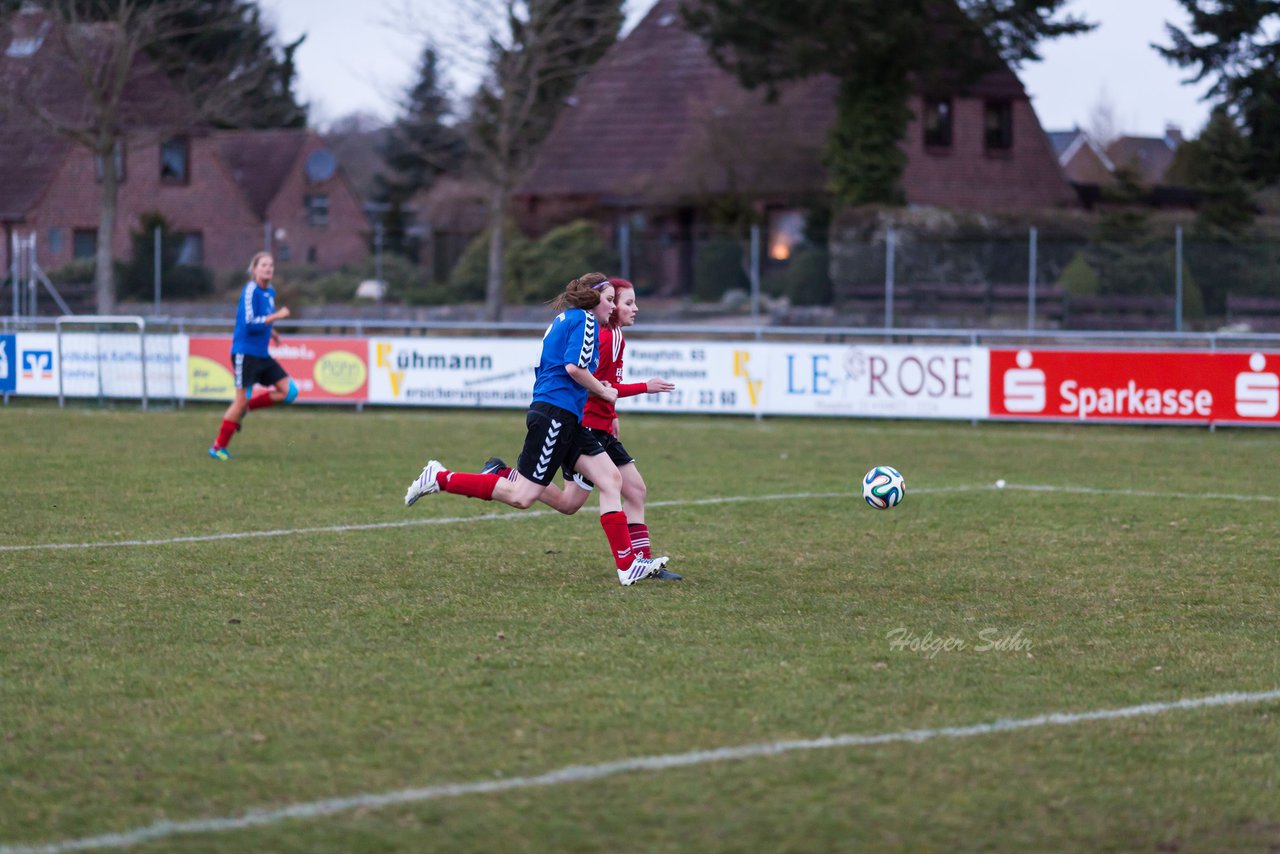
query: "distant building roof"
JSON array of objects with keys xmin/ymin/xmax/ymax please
[
  {"xmin": 517, "ymin": 0, "xmax": 1029, "ymax": 205},
  {"xmin": 218, "ymin": 129, "xmax": 309, "ymax": 218},
  {"xmin": 0, "ymin": 126, "xmax": 68, "ymax": 220},
  {"xmin": 1106, "ymin": 126, "xmax": 1183, "ymax": 186}
]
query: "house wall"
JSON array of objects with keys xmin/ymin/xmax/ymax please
[
  {"xmin": 14, "ymin": 136, "xmax": 260, "ymax": 275},
  {"xmin": 264, "ymin": 137, "xmax": 368, "ymax": 269},
  {"xmin": 901, "ymin": 96, "xmax": 1076, "ymax": 211},
  {"xmin": 6, "ymin": 135, "xmax": 368, "ymax": 280}
]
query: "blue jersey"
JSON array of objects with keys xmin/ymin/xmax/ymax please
[
  {"xmin": 531, "ymin": 308, "xmax": 598, "ymax": 414},
  {"xmin": 231, "ymin": 281, "xmax": 276, "ymax": 357}
]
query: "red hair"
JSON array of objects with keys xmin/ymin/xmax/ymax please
[{"xmin": 606, "ymin": 277, "xmax": 633, "ymax": 328}]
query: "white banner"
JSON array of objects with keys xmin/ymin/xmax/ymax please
[
  {"xmin": 3, "ymin": 331, "xmax": 984, "ymax": 421},
  {"xmin": 9, "ymin": 332, "xmax": 187, "ymax": 398},
  {"xmin": 619, "ymin": 341, "xmax": 988, "ymax": 419},
  {"xmin": 367, "ymin": 336, "xmax": 538, "ymax": 407}
]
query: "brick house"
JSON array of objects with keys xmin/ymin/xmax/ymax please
[
  {"xmin": 0, "ymin": 6, "xmax": 367, "ymax": 286},
  {"xmin": 512, "ymin": 0, "xmax": 1075, "ymax": 292},
  {"xmin": 1047, "ymin": 128, "xmax": 1116, "ymax": 187}
]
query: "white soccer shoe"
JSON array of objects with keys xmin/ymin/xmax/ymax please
[
  {"xmin": 405, "ymin": 460, "xmax": 445, "ymax": 507},
  {"xmin": 617, "ymin": 555, "xmax": 669, "ymax": 586}
]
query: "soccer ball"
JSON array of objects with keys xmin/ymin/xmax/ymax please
[{"xmin": 862, "ymin": 465, "xmax": 905, "ymax": 509}]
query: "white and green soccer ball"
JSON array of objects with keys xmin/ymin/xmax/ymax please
[{"xmin": 862, "ymin": 465, "xmax": 905, "ymax": 510}]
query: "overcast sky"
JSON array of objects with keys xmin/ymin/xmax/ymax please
[{"xmin": 259, "ymin": 0, "xmax": 1216, "ymax": 140}]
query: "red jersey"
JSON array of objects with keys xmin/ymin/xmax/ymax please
[{"xmin": 582, "ymin": 326, "xmax": 647, "ymax": 432}]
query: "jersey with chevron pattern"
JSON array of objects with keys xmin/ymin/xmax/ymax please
[{"xmin": 531, "ymin": 308, "xmax": 599, "ymax": 414}]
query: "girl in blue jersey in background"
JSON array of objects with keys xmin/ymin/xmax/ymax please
[
  {"xmin": 403, "ymin": 272, "xmax": 669, "ymax": 586},
  {"xmin": 208, "ymin": 252, "xmax": 295, "ymax": 460}
]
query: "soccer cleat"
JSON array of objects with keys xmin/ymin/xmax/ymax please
[
  {"xmin": 653, "ymin": 568, "xmax": 683, "ymax": 581},
  {"xmin": 617, "ymin": 555, "xmax": 669, "ymax": 586},
  {"xmin": 571, "ymin": 471, "xmax": 595, "ymax": 491},
  {"xmin": 405, "ymin": 459, "xmax": 445, "ymax": 506},
  {"xmin": 208, "ymin": 446, "xmax": 232, "ymax": 461},
  {"xmin": 480, "ymin": 456, "xmax": 507, "ymax": 475}
]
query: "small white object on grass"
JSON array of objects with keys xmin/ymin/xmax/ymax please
[{"xmin": 995, "ymin": 479, "xmax": 1006, "ymax": 489}]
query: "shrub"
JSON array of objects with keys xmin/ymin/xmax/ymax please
[
  {"xmin": 693, "ymin": 238, "xmax": 749, "ymax": 302},
  {"xmin": 778, "ymin": 245, "xmax": 833, "ymax": 305},
  {"xmin": 1057, "ymin": 253, "xmax": 1099, "ymax": 297}
]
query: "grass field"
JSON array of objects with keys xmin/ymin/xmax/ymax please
[{"xmin": 2, "ymin": 403, "xmax": 1278, "ymax": 853}]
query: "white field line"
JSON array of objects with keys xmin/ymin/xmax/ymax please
[
  {"xmin": 2, "ymin": 483, "xmax": 1275, "ymax": 554},
  {"xmin": 2, "ymin": 688, "xmax": 1277, "ymax": 854}
]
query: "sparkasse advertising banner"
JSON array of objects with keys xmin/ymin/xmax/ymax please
[
  {"xmin": 188, "ymin": 336, "xmax": 368, "ymax": 402},
  {"xmin": 989, "ymin": 349, "xmax": 1280, "ymax": 424}
]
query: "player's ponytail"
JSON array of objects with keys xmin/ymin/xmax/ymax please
[{"xmin": 549, "ymin": 272, "xmax": 610, "ymax": 312}]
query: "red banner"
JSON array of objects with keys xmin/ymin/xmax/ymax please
[
  {"xmin": 989, "ymin": 349, "xmax": 1280, "ymax": 424},
  {"xmin": 188, "ymin": 336, "xmax": 368, "ymax": 402}
]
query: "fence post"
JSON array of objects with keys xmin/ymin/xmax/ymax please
[
  {"xmin": 153, "ymin": 225, "xmax": 162, "ymax": 315},
  {"xmin": 885, "ymin": 225, "xmax": 896, "ymax": 331},
  {"xmin": 1175, "ymin": 225, "xmax": 1184, "ymax": 332},
  {"xmin": 749, "ymin": 224, "xmax": 761, "ymax": 327},
  {"xmin": 619, "ymin": 220, "xmax": 631, "ymax": 281},
  {"xmin": 1028, "ymin": 225, "xmax": 1038, "ymax": 331}
]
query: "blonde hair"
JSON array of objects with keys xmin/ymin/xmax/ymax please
[
  {"xmin": 548, "ymin": 272, "xmax": 610, "ymax": 312},
  {"xmin": 246, "ymin": 252, "xmax": 273, "ymax": 276}
]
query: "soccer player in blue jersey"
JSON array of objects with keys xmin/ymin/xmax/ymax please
[
  {"xmin": 208, "ymin": 252, "xmax": 296, "ymax": 460},
  {"xmin": 403, "ymin": 272, "xmax": 670, "ymax": 586}
]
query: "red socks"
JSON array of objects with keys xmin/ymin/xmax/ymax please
[
  {"xmin": 600, "ymin": 510, "xmax": 633, "ymax": 569},
  {"xmin": 628, "ymin": 523, "xmax": 651, "ymax": 559},
  {"xmin": 213, "ymin": 419, "xmax": 238, "ymax": 450},
  {"xmin": 247, "ymin": 391, "xmax": 275, "ymax": 411},
  {"xmin": 441, "ymin": 471, "xmax": 499, "ymax": 500}
]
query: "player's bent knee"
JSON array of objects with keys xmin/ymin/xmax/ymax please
[{"xmin": 282, "ymin": 379, "xmax": 299, "ymax": 404}]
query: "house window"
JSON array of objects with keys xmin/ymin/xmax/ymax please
[
  {"xmin": 160, "ymin": 137, "xmax": 189, "ymax": 184},
  {"xmin": 766, "ymin": 209, "xmax": 806, "ymax": 262},
  {"xmin": 305, "ymin": 193, "xmax": 329, "ymax": 226},
  {"xmin": 174, "ymin": 232, "xmax": 204, "ymax": 266},
  {"xmin": 48, "ymin": 228, "xmax": 64, "ymax": 255},
  {"xmin": 923, "ymin": 98, "xmax": 952, "ymax": 148},
  {"xmin": 72, "ymin": 229, "xmax": 97, "ymax": 259},
  {"xmin": 95, "ymin": 140, "xmax": 125, "ymax": 183},
  {"xmin": 984, "ymin": 100, "xmax": 1013, "ymax": 150}
]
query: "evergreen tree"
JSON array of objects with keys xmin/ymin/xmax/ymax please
[
  {"xmin": 376, "ymin": 47, "xmax": 464, "ymax": 259},
  {"xmin": 680, "ymin": 0, "xmax": 1093, "ymax": 208},
  {"xmin": 1186, "ymin": 106, "xmax": 1255, "ymax": 238},
  {"xmin": 1158, "ymin": 1, "xmax": 1280, "ymax": 186}
]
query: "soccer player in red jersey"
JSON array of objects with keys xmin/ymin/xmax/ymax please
[
  {"xmin": 403, "ymin": 273, "xmax": 670, "ymax": 586},
  {"xmin": 482, "ymin": 278, "xmax": 681, "ymax": 578}
]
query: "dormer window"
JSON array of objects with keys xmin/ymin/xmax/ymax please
[
  {"xmin": 160, "ymin": 137, "xmax": 189, "ymax": 184},
  {"xmin": 984, "ymin": 100, "xmax": 1013, "ymax": 150},
  {"xmin": 923, "ymin": 98, "xmax": 953, "ymax": 148},
  {"xmin": 305, "ymin": 193, "xmax": 329, "ymax": 227}
]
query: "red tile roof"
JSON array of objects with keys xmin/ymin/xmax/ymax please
[
  {"xmin": 218, "ymin": 129, "xmax": 309, "ymax": 218},
  {"xmin": 0, "ymin": 126, "xmax": 69, "ymax": 220},
  {"xmin": 517, "ymin": 0, "xmax": 1029, "ymax": 204}
]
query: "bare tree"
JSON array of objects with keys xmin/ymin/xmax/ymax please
[
  {"xmin": 0, "ymin": 1, "xmax": 301, "ymax": 313},
  {"xmin": 400, "ymin": 0, "xmax": 621, "ymax": 320},
  {"xmin": 1087, "ymin": 86, "xmax": 1121, "ymax": 149}
]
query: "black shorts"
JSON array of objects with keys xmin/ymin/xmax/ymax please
[
  {"xmin": 517, "ymin": 402, "xmax": 607, "ymax": 486},
  {"xmin": 563, "ymin": 427, "xmax": 634, "ymax": 484},
  {"xmin": 232, "ymin": 353, "xmax": 287, "ymax": 391}
]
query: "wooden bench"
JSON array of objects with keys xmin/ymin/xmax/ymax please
[
  {"xmin": 1226, "ymin": 294, "xmax": 1280, "ymax": 331},
  {"xmin": 1063, "ymin": 294, "xmax": 1176, "ymax": 331}
]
